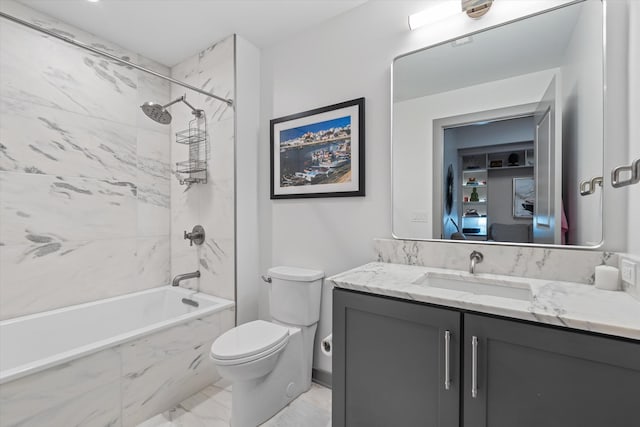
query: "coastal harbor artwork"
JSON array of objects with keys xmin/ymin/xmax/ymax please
[
  {"xmin": 279, "ymin": 117, "xmax": 352, "ymax": 187},
  {"xmin": 270, "ymin": 98, "xmax": 365, "ymax": 199}
]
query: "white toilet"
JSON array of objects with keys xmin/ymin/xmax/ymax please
[{"xmin": 210, "ymin": 266, "xmax": 324, "ymax": 427}]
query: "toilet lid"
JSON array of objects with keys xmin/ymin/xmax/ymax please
[{"xmin": 211, "ymin": 320, "xmax": 289, "ymax": 361}]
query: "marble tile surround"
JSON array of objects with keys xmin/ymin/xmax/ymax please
[
  {"xmin": 0, "ymin": 3, "xmax": 238, "ymax": 425},
  {"xmin": 374, "ymin": 238, "xmax": 618, "ymax": 285},
  {"xmin": 170, "ymin": 35, "xmax": 235, "ymax": 301},
  {"xmin": 0, "ymin": 0, "xmax": 171, "ymax": 319},
  {"xmin": 0, "ymin": 308, "xmax": 234, "ymax": 427}
]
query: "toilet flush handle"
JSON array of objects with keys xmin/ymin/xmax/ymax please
[{"xmin": 261, "ymin": 275, "xmax": 272, "ymax": 284}]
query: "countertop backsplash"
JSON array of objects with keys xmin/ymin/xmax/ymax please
[{"xmin": 374, "ymin": 239, "xmax": 618, "ymax": 286}]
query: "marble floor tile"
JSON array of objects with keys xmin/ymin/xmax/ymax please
[{"xmin": 137, "ymin": 382, "xmax": 331, "ymax": 427}]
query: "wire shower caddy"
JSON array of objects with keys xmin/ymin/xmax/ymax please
[{"xmin": 175, "ymin": 115, "xmax": 208, "ymax": 185}]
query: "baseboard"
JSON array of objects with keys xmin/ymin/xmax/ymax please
[{"xmin": 312, "ymin": 368, "xmax": 332, "ymax": 389}]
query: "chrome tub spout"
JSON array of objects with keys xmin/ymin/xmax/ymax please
[{"xmin": 172, "ymin": 271, "xmax": 200, "ymax": 287}]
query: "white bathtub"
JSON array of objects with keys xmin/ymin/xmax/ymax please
[{"xmin": 0, "ymin": 286, "xmax": 235, "ymax": 426}]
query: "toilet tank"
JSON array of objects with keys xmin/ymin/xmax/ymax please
[{"xmin": 268, "ymin": 266, "xmax": 324, "ymax": 326}]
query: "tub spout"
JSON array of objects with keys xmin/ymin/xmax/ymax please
[{"xmin": 172, "ymin": 271, "xmax": 200, "ymax": 287}]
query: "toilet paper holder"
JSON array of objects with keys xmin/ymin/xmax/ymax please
[{"xmin": 321, "ymin": 333, "xmax": 333, "ymax": 356}]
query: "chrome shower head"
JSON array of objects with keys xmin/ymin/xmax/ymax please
[
  {"xmin": 140, "ymin": 101, "xmax": 172, "ymax": 125},
  {"xmin": 140, "ymin": 95, "xmax": 203, "ymax": 125}
]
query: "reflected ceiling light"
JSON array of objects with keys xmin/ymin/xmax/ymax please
[
  {"xmin": 451, "ymin": 36, "xmax": 473, "ymax": 47},
  {"xmin": 409, "ymin": 0, "xmax": 494, "ymax": 31},
  {"xmin": 87, "ymin": 0, "xmax": 100, "ymax": 3}
]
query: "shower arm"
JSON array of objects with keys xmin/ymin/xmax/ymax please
[
  {"xmin": 162, "ymin": 96, "xmax": 204, "ymax": 118},
  {"xmin": 162, "ymin": 97, "xmax": 185, "ymax": 109},
  {"xmin": 0, "ymin": 10, "xmax": 234, "ymax": 107},
  {"xmin": 180, "ymin": 97, "xmax": 204, "ymax": 118}
]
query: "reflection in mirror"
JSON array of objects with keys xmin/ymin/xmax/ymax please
[{"xmin": 392, "ymin": 0, "xmax": 603, "ymax": 247}]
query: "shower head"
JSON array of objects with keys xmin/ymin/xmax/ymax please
[
  {"xmin": 140, "ymin": 101, "xmax": 172, "ymax": 125},
  {"xmin": 140, "ymin": 95, "xmax": 203, "ymax": 125}
]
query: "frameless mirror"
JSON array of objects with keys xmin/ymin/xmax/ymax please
[{"xmin": 392, "ymin": 0, "xmax": 603, "ymax": 247}]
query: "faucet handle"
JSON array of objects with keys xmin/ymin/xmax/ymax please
[
  {"xmin": 183, "ymin": 230, "xmax": 194, "ymax": 246},
  {"xmin": 183, "ymin": 225, "xmax": 205, "ymax": 247},
  {"xmin": 470, "ymin": 250, "xmax": 484, "ymax": 261}
]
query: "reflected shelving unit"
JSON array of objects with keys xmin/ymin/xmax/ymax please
[
  {"xmin": 461, "ymin": 168, "xmax": 488, "ymax": 238},
  {"xmin": 458, "ymin": 142, "xmax": 534, "ymax": 241}
]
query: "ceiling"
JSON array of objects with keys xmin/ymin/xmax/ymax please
[{"xmin": 17, "ymin": 0, "xmax": 367, "ymax": 67}]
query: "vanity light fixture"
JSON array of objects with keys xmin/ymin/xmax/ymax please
[
  {"xmin": 409, "ymin": 0, "xmax": 494, "ymax": 30},
  {"xmin": 462, "ymin": 0, "xmax": 494, "ymax": 18}
]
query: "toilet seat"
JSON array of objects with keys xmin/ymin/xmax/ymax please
[{"xmin": 211, "ymin": 320, "xmax": 289, "ymax": 366}]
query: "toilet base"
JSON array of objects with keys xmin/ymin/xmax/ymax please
[{"xmin": 230, "ymin": 326, "xmax": 313, "ymax": 427}]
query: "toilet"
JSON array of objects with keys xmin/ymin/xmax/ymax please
[{"xmin": 210, "ymin": 266, "xmax": 324, "ymax": 427}]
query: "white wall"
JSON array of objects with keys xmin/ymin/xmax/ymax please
[
  {"xmin": 235, "ymin": 35, "xmax": 262, "ymax": 324},
  {"xmin": 561, "ymin": 0, "xmax": 604, "ymax": 246},
  {"xmin": 259, "ymin": 0, "xmax": 587, "ymax": 374},
  {"xmin": 603, "ymin": 0, "xmax": 630, "ymax": 252},
  {"xmin": 628, "ymin": 1, "xmax": 640, "ymax": 257}
]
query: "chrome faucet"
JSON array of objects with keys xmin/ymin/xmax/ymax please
[
  {"xmin": 469, "ymin": 251, "xmax": 484, "ymax": 274},
  {"xmin": 172, "ymin": 270, "xmax": 200, "ymax": 287}
]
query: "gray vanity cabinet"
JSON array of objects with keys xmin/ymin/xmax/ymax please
[
  {"xmin": 332, "ymin": 289, "xmax": 461, "ymax": 427},
  {"xmin": 334, "ymin": 289, "xmax": 640, "ymax": 427},
  {"xmin": 463, "ymin": 313, "xmax": 640, "ymax": 427}
]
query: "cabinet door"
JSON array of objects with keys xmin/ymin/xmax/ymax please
[
  {"xmin": 333, "ymin": 289, "xmax": 460, "ymax": 427},
  {"xmin": 464, "ymin": 313, "xmax": 640, "ymax": 427}
]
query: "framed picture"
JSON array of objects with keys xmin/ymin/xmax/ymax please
[
  {"xmin": 270, "ymin": 98, "xmax": 365, "ymax": 199},
  {"xmin": 513, "ymin": 177, "xmax": 534, "ymax": 218}
]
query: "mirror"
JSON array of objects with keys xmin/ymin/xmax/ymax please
[{"xmin": 392, "ymin": 0, "xmax": 603, "ymax": 247}]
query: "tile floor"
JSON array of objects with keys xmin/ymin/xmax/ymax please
[{"xmin": 137, "ymin": 380, "xmax": 331, "ymax": 427}]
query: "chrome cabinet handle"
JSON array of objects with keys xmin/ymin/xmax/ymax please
[
  {"xmin": 611, "ymin": 159, "xmax": 640, "ymax": 188},
  {"xmin": 611, "ymin": 164, "xmax": 635, "ymax": 188},
  {"xmin": 471, "ymin": 336, "xmax": 478, "ymax": 398},
  {"xmin": 444, "ymin": 330, "xmax": 451, "ymax": 391},
  {"xmin": 579, "ymin": 176, "xmax": 603, "ymax": 196}
]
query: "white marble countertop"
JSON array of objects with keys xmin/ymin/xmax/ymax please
[{"xmin": 328, "ymin": 262, "xmax": 640, "ymax": 341}]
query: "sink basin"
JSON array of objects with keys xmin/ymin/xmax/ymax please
[{"xmin": 413, "ymin": 272, "xmax": 532, "ymax": 301}]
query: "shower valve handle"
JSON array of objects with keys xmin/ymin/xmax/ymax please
[
  {"xmin": 184, "ymin": 225, "xmax": 205, "ymax": 246},
  {"xmin": 183, "ymin": 230, "xmax": 193, "ymax": 246}
]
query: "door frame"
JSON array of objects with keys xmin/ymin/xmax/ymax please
[{"xmin": 432, "ymin": 103, "xmax": 538, "ymax": 239}]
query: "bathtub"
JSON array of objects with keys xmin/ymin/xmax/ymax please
[{"xmin": 0, "ymin": 286, "xmax": 235, "ymax": 426}]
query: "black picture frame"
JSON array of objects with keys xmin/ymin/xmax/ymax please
[{"xmin": 270, "ymin": 98, "xmax": 365, "ymax": 199}]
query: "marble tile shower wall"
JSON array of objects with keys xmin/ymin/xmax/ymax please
[
  {"xmin": 0, "ymin": 0, "xmax": 171, "ymax": 319},
  {"xmin": 169, "ymin": 35, "xmax": 235, "ymax": 301}
]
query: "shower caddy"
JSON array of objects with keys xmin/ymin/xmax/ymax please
[{"xmin": 175, "ymin": 113, "xmax": 208, "ymax": 185}]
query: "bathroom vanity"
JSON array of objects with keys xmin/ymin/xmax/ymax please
[{"xmin": 329, "ymin": 261, "xmax": 640, "ymax": 427}]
